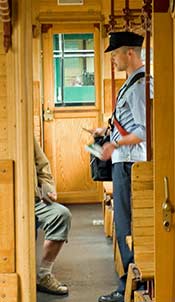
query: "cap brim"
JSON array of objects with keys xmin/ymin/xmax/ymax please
[{"xmin": 104, "ymin": 45, "xmax": 116, "ymax": 53}]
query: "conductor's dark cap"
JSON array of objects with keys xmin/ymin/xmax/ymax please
[{"xmin": 104, "ymin": 31, "xmax": 144, "ymax": 53}]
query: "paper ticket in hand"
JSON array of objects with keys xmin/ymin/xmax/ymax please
[{"xmin": 85, "ymin": 144, "xmax": 103, "ymax": 159}]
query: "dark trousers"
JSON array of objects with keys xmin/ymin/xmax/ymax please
[{"xmin": 112, "ymin": 162, "xmax": 134, "ymax": 293}]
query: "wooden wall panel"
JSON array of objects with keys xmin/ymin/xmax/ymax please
[
  {"xmin": 104, "ymin": 79, "xmax": 125, "ymax": 114},
  {"xmin": 153, "ymin": 12, "xmax": 175, "ymax": 302},
  {"xmin": 0, "ymin": 97, "xmax": 7, "ymax": 120},
  {"xmin": 39, "ymin": 0, "xmax": 102, "ymax": 13},
  {"xmin": 0, "ymin": 160, "xmax": 15, "ymax": 273},
  {"xmin": 51, "ymin": 112, "xmax": 102, "ymax": 203},
  {"xmin": 0, "ymin": 55, "xmax": 6, "ymax": 76},
  {"xmin": 132, "ymin": 161, "xmax": 154, "ymax": 278},
  {"xmin": 0, "ymin": 273, "xmax": 18, "ymax": 302},
  {"xmin": 0, "ymin": 30, "xmax": 8, "ymax": 159},
  {"xmin": 39, "ymin": 0, "xmax": 143, "ymax": 15},
  {"xmin": 33, "ymin": 81, "xmax": 42, "ymax": 143}
]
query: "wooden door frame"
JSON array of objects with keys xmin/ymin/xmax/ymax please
[
  {"xmin": 41, "ymin": 23, "xmax": 104, "ymax": 203},
  {"xmin": 153, "ymin": 10, "xmax": 175, "ymax": 301},
  {"xmin": 42, "ymin": 23, "xmax": 103, "ymax": 173},
  {"xmin": 5, "ymin": 0, "xmax": 36, "ymax": 302}
]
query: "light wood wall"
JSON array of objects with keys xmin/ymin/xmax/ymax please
[
  {"xmin": 153, "ymin": 11, "xmax": 175, "ymax": 302},
  {"xmin": 32, "ymin": 0, "xmax": 127, "ymax": 141},
  {"xmin": 0, "ymin": 23, "xmax": 8, "ymax": 158},
  {"xmin": 0, "ymin": 1, "xmax": 36, "ymax": 302}
]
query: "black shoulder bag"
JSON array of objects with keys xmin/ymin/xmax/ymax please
[{"xmin": 90, "ymin": 72, "xmax": 145, "ymax": 181}]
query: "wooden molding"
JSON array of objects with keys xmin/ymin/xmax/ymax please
[{"xmin": 38, "ymin": 11, "xmax": 104, "ymax": 24}]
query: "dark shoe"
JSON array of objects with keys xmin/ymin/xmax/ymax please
[{"xmin": 98, "ymin": 291, "xmax": 124, "ymax": 302}]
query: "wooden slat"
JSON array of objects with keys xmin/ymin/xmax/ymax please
[
  {"xmin": 133, "ymin": 208, "xmax": 153, "ymax": 218},
  {"xmin": 0, "ymin": 273, "xmax": 18, "ymax": 302},
  {"xmin": 131, "ymin": 161, "xmax": 154, "ymax": 278},
  {"xmin": 104, "ymin": 205, "xmax": 113, "ymax": 237},
  {"xmin": 0, "ymin": 97, "xmax": 7, "ymax": 119},
  {"xmin": 0, "ymin": 160, "xmax": 15, "ymax": 273},
  {"xmin": 133, "ymin": 217, "xmax": 154, "ymax": 227},
  {"xmin": 0, "ymin": 55, "xmax": 6, "ymax": 76},
  {"xmin": 113, "ymin": 229, "xmax": 124, "ymax": 277},
  {"xmin": 103, "ymin": 181, "xmax": 113, "ymax": 196},
  {"xmin": 133, "ymin": 226, "xmax": 153, "ymax": 237},
  {"xmin": 0, "ymin": 76, "xmax": 7, "ymax": 97},
  {"xmin": 132, "ymin": 195, "xmax": 153, "ymax": 208}
]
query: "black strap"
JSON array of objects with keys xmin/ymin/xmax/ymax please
[{"xmin": 118, "ymin": 71, "xmax": 145, "ymax": 101}]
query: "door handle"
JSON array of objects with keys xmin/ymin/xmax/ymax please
[{"xmin": 162, "ymin": 176, "xmax": 174, "ymax": 231}]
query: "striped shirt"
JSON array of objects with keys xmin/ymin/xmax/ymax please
[{"xmin": 111, "ymin": 66, "xmax": 153, "ymax": 163}]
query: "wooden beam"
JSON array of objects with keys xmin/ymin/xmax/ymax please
[{"xmin": 7, "ymin": 0, "xmax": 36, "ymax": 301}]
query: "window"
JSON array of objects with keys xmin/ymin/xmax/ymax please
[{"xmin": 53, "ymin": 33, "xmax": 95, "ymax": 106}]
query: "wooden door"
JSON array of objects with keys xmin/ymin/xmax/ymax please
[
  {"xmin": 42, "ymin": 24, "xmax": 103, "ymax": 204},
  {"xmin": 153, "ymin": 9, "xmax": 175, "ymax": 302}
]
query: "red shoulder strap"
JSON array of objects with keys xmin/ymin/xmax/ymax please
[{"xmin": 113, "ymin": 118, "xmax": 129, "ymax": 136}]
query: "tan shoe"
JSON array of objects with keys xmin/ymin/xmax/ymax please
[{"xmin": 37, "ymin": 274, "xmax": 68, "ymax": 295}]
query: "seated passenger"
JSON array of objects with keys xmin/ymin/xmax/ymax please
[{"xmin": 34, "ymin": 137, "xmax": 72, "ymax": 295}]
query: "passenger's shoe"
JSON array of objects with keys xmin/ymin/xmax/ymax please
[
  {"xmin": 37, "ymin": 274, "xmax": 68, "ymax": 296},
  {"xmin": 98, "ymin": 291, "xmax": 124, "ymax": 302}
]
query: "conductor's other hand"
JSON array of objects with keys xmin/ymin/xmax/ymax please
[
  {"xmin": 47, "ymin": 192, "xmax": 57, "ymax": 202},
  {"xmin": 91, "ymin": 127, "xmax": 107, "ymax": 137}
]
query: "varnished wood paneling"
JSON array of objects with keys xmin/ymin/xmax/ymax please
[
  {"xmin": 39, "ymin": 0, "xmax": 102, "ymax": 13},
  {"xmin": 43, "ymin": 24, "xmax": 103, "ymax": 203},
  {"xmin": 104, "ymin": 79, "xmax": 125, "ymax": 113},
  {"xmin": 0, "ymin": 33, "xmax": 5, "ymax": 54},
  {"xmin": 39, "ymin": 0, "xmax": 143, "ymax": 14},
  {"xmin": 0, "ymin": 76, "xmax": 7, "ymax": 96},
  {"xmin": 0, "ymin": 273, "xmax": 18, "ymax": 302},
  {"xmin": 153, "ymin": 12, "xmax": 175, "ymax": 302},
  {"xmin": 0, "ymin": 140, "xmax": 8, "ymax": 157},
  {"xmin": 0, "ymin": 120, "xmax": 7, "ymax": 139},
  {"xmin": 0, "ymin": 47, "xmax": 8, "ymax": 159},
  {"xmin": 0, "ymin": 160, "xmax": 15, "ymax": 273},
  {"xmin": 0, "ymin": 55, "xmax": 6, "ymax": 76},
  {"xmin": 7, "ymin": 1, "xmax": 36, "ymax": 302},
  {"xmin": 54, "ymin": 114, "xmax": 102, "ymax": 203},
  {"xmin": 132, "ymin": 161, "xmax": 154, "ymax": 278},
  {"xmin": 33, "ymin": 81, "xmax": 42, "ymax": 142},
  {"xmin": 0, "ymin": 97, "xmax": 7, "ymax": 119}
]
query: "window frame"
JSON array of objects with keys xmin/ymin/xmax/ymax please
[
  {"xmin": 42, "ymin": 23, "xmax": 102, "ymax": 113},
  {"xmin": 53, "ymin": 33, "xmax": 95, "ymax": 107}
]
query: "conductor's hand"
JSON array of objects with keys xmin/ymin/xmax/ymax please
[
  {"xmin": 90, "ymin": 127, "xmax": 108, "ymax": 137},
  {"xmin": 47, "ymin": 192, "xmax": 58, "ymax": 202},
  {"xmin": 101, "ymin": 142, "xmax": 116, "ymax": 161}
]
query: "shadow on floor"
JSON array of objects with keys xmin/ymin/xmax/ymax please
[{"xmin": 37, "ymin": 203, "xmax": 119, "ymax": 302}]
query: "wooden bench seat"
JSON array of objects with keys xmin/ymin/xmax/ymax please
[
  {"xmin": 131, "ymin": 161, "xmax": 154, "ymax": 279},
  {"xmin": 125, "ymin": 161, "xmax": 154, "ymax": 302}
]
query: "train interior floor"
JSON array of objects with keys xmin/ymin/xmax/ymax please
[{"xmin": 36, "ymin": 203, "xmax": 119, "ymax": 302}]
